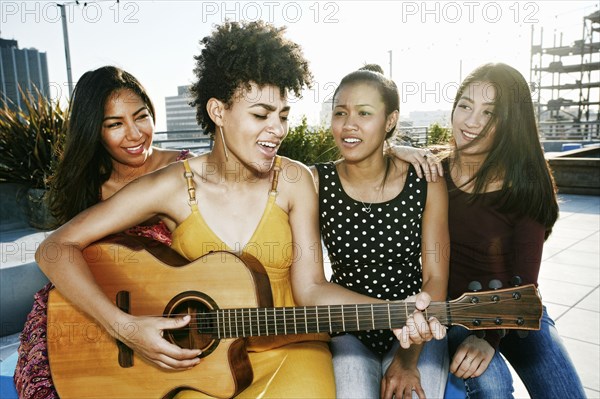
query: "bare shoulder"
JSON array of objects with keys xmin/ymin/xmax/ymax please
[
  {"xmin": 182, "ymin": 152, "xmax": 210, "ymax": 171},
  {"xmin": 135, "ymin": 159, "xmax": 194, "ymax": 223},
  {"xmin": 137, "ymin": 158, "xmax": 187, "ymax": 190},
  {"xmin": 308, "ymin": 165, "xmax": 319, "ymax": 192},
  {"xmin": 280, "ymin": 157, "xmax": 312, "ymax": 180},
  {"xmin": 278, "ymin": 156, "xmax": 313, "ymax": 184},
  {"xmin": 277, "ymin": 157, "xmax": 317, "ymax": 206}
]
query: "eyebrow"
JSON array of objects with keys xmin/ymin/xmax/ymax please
[
  {"xmin": 103, "ymin": 106, "xmax": 148, "ymax": 121},
  {"xmin": 459, "ymin": 95, "xmax": 495, "ymax": 106},
  {"xmin": 334, "ymin": 103, "xmax": 376, "ymax": 108},
  {"xmin": 250, "ymin": 103, "xmax": 290, "ymax": 113}
]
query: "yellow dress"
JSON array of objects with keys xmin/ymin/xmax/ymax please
[{"xmin": 171, "ymin": 158, "xmax": 335, "ymax": 399}]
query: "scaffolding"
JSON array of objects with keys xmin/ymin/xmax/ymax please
[{"xmin": 530, "ymin": 10, "xmax": 599, "ymax": 139}]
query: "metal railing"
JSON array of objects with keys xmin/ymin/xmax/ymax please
[
  {"xmin": 152, "ymin": 121, "xmax": 600, "ymax": 152},
  {"xmin": 397, "ymin": 121, "xmax": 600, "ymax": 146},
  {"xmin": 153, "ymin": 130, "xmax": 212, "ymax": 153},
  {"xmin": 538, "ymin": 121, "xmax": 600, "ymax": 141},
  {"xmin": 396, "ymin": 126, "xmax": 429, "ymax": 146}
]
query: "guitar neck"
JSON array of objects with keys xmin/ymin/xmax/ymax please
[
  {"xmin": 205, "ymin": 302, "xmax": 449, "ymax": 338},
  {"xmin": 198, "ymin": 284, "xmax": 542, "ymax": 337}
]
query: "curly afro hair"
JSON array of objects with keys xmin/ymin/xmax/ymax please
[{"xmin": 190, "ymin": 21, "xmax": 313, "ymax": 135}]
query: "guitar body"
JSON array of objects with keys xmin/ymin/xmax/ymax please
[{"xmin": 47, "ymin": 235, "xmax": 272, "ymax": 399}]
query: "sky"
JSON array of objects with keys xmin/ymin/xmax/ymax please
[{"xmin": 1, "ymin": 0, "xmax": 598, "ymax": 131}]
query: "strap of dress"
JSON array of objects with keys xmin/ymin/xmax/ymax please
[
  {"xmin": 182, "ymin": 158, "xmax": 279, "ymax": 209},
  {"xmin": 182, "ymin": 159, "xmax": 199, "ymax": 212},
  {"xmin": 269, "ymin": 156, "xmax": 282, "ymax": 196}
]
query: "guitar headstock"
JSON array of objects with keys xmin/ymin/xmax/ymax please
[{"xmin": 448, "ymin": 284, "xmax": 542, "ymax": 331}]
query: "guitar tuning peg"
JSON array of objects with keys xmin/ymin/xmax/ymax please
[
  {"xmin": 510, "ymin": 276, "xmax": 522, "ymax": 286},
  {"xmin": 488, "ymin": 279, "xmax": 503, "ymax": 290},
  {"xmin": 468, "ymin": 281, "xmax": 482, "ymax": 292}
]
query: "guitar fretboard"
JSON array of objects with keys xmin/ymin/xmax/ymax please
[{"xmin": 200, "ymin": 303, "xmax": 451, "ymax": 338}]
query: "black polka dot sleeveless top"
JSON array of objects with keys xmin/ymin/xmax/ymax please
[{"xmin": 315, "ymin": 162, "xmax": 427, "ymax": 355}]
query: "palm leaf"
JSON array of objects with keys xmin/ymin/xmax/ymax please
[{"xmin": 0, "ymin": 87, "xmax": 67, "ymax": 188}]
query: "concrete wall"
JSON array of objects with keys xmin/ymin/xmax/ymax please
[
  {"xmin": 548, "ymin": 157, "xmax": 600, "ymax": 195},
  {"xmin": 0, "ymin": 183, "xmax": 29, "ymax": 232},
  {"xmin": 1, "ymin": 183, "xmax": 50, "ymax": 337},
  {"xmin": 546, "ymin": 147, "xmax": 600, "ymax": 196}
]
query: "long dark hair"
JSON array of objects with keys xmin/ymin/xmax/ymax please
[
  {"xmin": 451, "ymin": 63, "xmax": 558, "ymax": 238},
  {"xmin": 48, "ymin": 66, "xmax": 155, "ymax": 225}
]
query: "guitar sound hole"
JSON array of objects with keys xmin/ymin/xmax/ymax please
[{"xmin": 163, "ymin": 291, "xmax": 220, "ymax": 358}]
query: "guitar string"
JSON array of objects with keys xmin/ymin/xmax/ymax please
[
  {"xmin": 163, "ymin": 301, "xmax": 538, "ymax": 334},
  {"xmin": 128, "ymin": 298, "xmax": 533, "ymax": 322},
  {"xmin": 170, "ymin": 315, "xmax": 540, "ymax": 335},
  {"xmin": 172, "ymin": 299, "xmax": 535, "ymax": 332},
  {"xmin": 188, "ymin": 297, "xmax": 531, "ymax": 318}
]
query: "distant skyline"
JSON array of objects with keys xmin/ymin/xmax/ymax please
[{"xmin": 1, "ymin": 0, "xmax": 598, "ymax": 130}]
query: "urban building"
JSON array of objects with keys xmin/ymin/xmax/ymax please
[
  {"xmin": 165, "ymin": 85, "xmax": 199, "ymax": 131},
  {"xmin": 0, "ymin": 38, "xmax": 50, "ymax": 111}
]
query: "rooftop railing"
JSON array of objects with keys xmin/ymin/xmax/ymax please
[
  {"xmin": 153, "ymin": 122, "xmax": 600, "ymax": 152},
  {"xmin": 398, "ymin": 121, "xmax": 600, "ymax": 147}
]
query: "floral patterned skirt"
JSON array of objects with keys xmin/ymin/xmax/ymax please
[{"xmin": 14, "ymin": 283, "xmax": 56, "ymax": 399}]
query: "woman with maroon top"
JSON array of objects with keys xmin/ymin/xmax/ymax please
[{"xmin": 398, "ymin": 63, "xmax": 585, "ymax": 398}]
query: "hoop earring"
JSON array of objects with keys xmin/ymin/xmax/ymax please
[{"xmin": 219, "ymin": 126, "xmax": 229, "ymax": 161}]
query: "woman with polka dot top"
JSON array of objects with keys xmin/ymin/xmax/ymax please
[{"xmin": 310, "ymin": 65, "xmax": 450, "ymax": 399}]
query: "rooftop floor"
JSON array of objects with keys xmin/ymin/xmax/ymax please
[
  {"xmin": 1, "ymin": 194, "xmax": 599, "ymax": 398},
  {"xmin": 524, "ymin": 194, "xmax": 599, "ymax": 398}
]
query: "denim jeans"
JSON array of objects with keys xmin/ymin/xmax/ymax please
[
  {"xmin": 447, "ymin": 307, "xmax": 586, "ymax": 399},
  {"xmin": 330, "ymin": 333, "xmax": 448, "ymax": 399}
]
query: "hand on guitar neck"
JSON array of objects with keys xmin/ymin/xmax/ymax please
[{"xmin": 394, "ymin": 291, "xmax": 447, "ymax": 349}]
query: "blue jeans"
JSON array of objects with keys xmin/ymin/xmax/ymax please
[
  {"xmin": 331, "ymin": 334, "xmax": 448, "ymax": 399},
  {"xmin": 447, "ymin": 307, "xmax": 585, "ymax": 399}
]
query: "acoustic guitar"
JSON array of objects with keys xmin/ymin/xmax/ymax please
[{"xmin": 47, "ymin": 235, "xmax": 542, "ymax": 398}]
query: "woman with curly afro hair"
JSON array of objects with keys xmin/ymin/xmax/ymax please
[{"xmin": 36, "ymin": 21, "xmax": 438, "ymax": 398}]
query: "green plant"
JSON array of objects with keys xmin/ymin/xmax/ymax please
[
  {"xmin": 426, "ymin": 122, "xmax": 451, "ymax": 145},
  {"xmin": 0, "ymin": 90, "xmax": 67, "ymax": 189},
  {"xmin": 279, "ymin": 116, "xmax": 340, "ymax": 165}
]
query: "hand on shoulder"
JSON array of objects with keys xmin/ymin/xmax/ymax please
[{"xmin": 388, "ymin": 144, "xmax": 444, "ymax": 182}]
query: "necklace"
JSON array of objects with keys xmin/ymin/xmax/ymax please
[
  {"xmin": 340, "ymin": 160, "xmax": 388, "ymax": 213},
  {"xmin": 345, "ymin": 181, "xmax": 383, "ymax": 214},
  {"xmin": 361, "ymin": 201, "xmax": 373, "ymax": 214}
]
